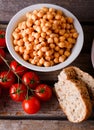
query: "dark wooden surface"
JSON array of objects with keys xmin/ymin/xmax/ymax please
[{"xmin": 0, "ymin": 0, "xmax": 94, "ymax": 129}]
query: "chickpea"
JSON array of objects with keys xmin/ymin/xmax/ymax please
[
  {"xmin": 23, "ymin": 36, "xmax": 28, "ymax": 42},
  {"xmin": 23, "ymin": 53, "xmax": 29, "ymax": 60},
  {"xmin": 33, "ymin": 51, "xmax": 37, "ymax": 56},
  {"xmin": 67, "ymin": 17, "xmax": 73, "ymax": 23},
  {"xmin": 61, "ymin": 17, "xmax": 66, "ymax": 23},
  {"xmin": 41, "ymin": 32, "xmax": 46, "ymax": 38},
  {"xmin": 41, "ymin": 42, "xmax": 47, "ymax": 46},
  {"xmin": 35, "ymin": 20, "xmax": 41, "ymax": 26},
  {"xmin": 59, "ymin": 55, "xmax": 66, "ymax": 62},
  {"xmin": 29, "ymin": 59, "xmax": 36, "ymax": 65},
  {"xmin": 21, "ymin": 21, "xmax": 27, "ymax": 30},
  {"xmin": 45, "ymin": 51, "xmax": 52, "ymax": 56},
  {"xmin": 54, "ymin": 37, "xmax": 59, "ymax": 44},
  {"xmin": 55, "ymin": 14, "xmax": 62, "ymax": 20},
  {"xmin": 30, "ymin": 14, "xmax": 37, "ymax": 21},
  {"xmin": 26, "ymin": 19, "xmax": 33, "ymax": 27},
  {"xmin": 34, "ymin": 39, "xmax": 39, "ymax": 45},
  {"xmin": 42, "ymin": 26, "xmax": 49, "ymax": 32},
  {"xmin": 58, "ymin": 42, "xmax": 66, "ymax": 48},
  {"xmin": 66, "ymin": 24, "xmax": 71, "ymax": 29},
  {"xmin": 24, "ymin": 49, "xmax": 30, "ymax": 55},
  {"xmin": 68, "ymin": 38, "xmax": 76, "ymax": 44},
  {"xmin": 29, "ymin": 53, "xmax": 34, "ymax": 58},
  {"xmin": 32, "ymin": 10, "xmax": 38, "ymax": 15},
  {"xmin": 73, "ymin": 32, "xmax": 78, "ymax": 38},
  {"xmin": 39, "ymin": 37, "xmax": 44, "ymax": 42},
  {"xmin": 14, "ymin": 46, "xmax": 19, "ymax": 52},
  {"xmin": 54, "ymin": 58, "xmax": 59, "ymax": 64},
  {"xmin": 39, "ymin": 58, "xmax": 45, "ymax": 65},
  {"xmin": 34, "ymin": 33, "xmax": 40, "ymax": 39},
  {"xmin": 50, "ymin": 43, "xmax": 55, "ymax": 49},
  {"xmin": 54, "ymin": 52, "xmax": 60, "ymax": 58},
  {"xmin": 47, "ymin": 37, "xmax": 54, "ymax": 44},
  {"xmin": 55, "ymin": 46, "xmax": 60, "ymax": 51},
  {"xmin": 17, "ymin": 39, "xmax": 23, "ymax": 46},
  {"xmin": 44, "ymin": 61, "xmax": 51, "ymax": 67},
  {"xmin": 59, "ymin": 29, "xmax": 65, "ymax": 35},
  {"xmin": 35, "ymin": 26, "xmax": 42, "ymax": 33},
  {"xmin": 45, "ymin": 22, "xmax": 51, "ymax": 28},
  {"xmin": 42, "ymin": 7, "xmax": 49, "ymax": 12},
  {"xmin": 46, "ymin": 30, "xmax": 52, "ymax": 35},
  {"xmin": 59, "ymin": 36, "xmax": 65, "ymax": 42},
  {"xmin": 41, "ymin": 47, "xmax": 48, "ymax": 52},
  {"xmin": 13, "ymin": 40, "xmax": 18, "ymax": 45},
  {"xmin": 64, "ymin": 50, "xmax": 71, "ymax": 57},
  {"xmin": 28, "ymin": 35, "xmax": 34, "ymax": 42},
  {"xmin": 37, "ymin": 11, "xmax": 44, "ymax": 18},
  {"xmin": 47, "ymin": 13, "xmax": 54, "ymax": 20},
  {"xmin": 21, "ymin": 30, "xmax": 27, "ymax": 37},
  {"xmin": 12, "ymin": 32, "xmax": 20, "ymax": 40},
  {"xmin": 15, "ymin": 28, "xmax": 20, "ymax": 33},
  {"xmin": 37, "ymin": 62, "xmax": 42, "ymax": 66},
  {"xmin": 34, "ymin": 44, "xmax": 41, "ymax": 50},
  {"xmin": 43, "ymin": 14, "xmax": 47, "ymax": 19},
  {"xmin": 26, "ymin": 44, "xmax": 33, "ymax": 51},
  {"xmin": 45, "ymin": 56, "xmax": 51, "ymax": 61},
  {"xmin": 49, "ymin": 8, "xmax": 55, "ymax": 12},
  {"xmin": 57, "ymin": 10, "xmax": 63, "ymax": 15},
  {"xmin": 59, "ymin": 49, "xmax": 64, "ymax": 55},
  {"xmin": 50, "ymin": 60, "xmax": 54, "ymax": 66},
  {"xmin": 37, "ymin": 50, "xmax": 43, "ymax": 57},
  {"xmin": 34, "ymin": 56, "xmax": 40, "ymax": 62},
  {"xmin": 19, "ymin": 46, "xmax": 25, "ymax": 54}
]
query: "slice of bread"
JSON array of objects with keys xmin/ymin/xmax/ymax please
[
  {"xmin": 58, "ymin": 66, "xmax": 94, "ymax": 104},
  {"xmin": 54, "ymin": 66, "xmax": 93, "ymax": 123}
]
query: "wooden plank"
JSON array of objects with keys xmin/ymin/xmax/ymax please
[
  {"xmin": 0, "ymin": 0, "xmax": 94, "ymax": 22},
  {"xmin": 0, "ymin": 120, "xmax": 94, "ymax": 130}
]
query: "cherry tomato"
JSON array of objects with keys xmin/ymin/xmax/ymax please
[
  {"xmin": 10, "ymin": 60, "xmax": 28, "ymax": 76},
  {"xmin": 35, "ymin": 84, "xmax": 52, "ymax": 101},
  {"xmin": 0, "ymin": 71, "xmax": 16, "ymax": 88},
  {"xmin": 10, "ymin": 83, "xmax": 27, "ymax": 102},
  {"xmin": 22, "ymin": 71, "xmax": 40, "ymax": 89},
  {"xmin": 22, "ymin": 96, "xmax": 40, "ymax": 114},
  {"xmin": 0, "ymin": 48, "xmax": 6, "ymax": 64},
  {"xmin": 0, "ymin": 30, "xmax": 6, "ymax": 48}
]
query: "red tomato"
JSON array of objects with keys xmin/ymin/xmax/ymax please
[
  {"xmin": 0, "ymin": 30, "xmax": 6, "ymax": 48},
  {"xmin": 10, "ymin": 60, "xmax": 28, "ymax": 76},
  {"xmin": 0, "ymin": 48, "xmax": 6, "ymax": 64},
  {"xmin": 35, "ymin": 84, "xmax": 52, "ymax": 101},
  {"xmin": 10, "ymin": 83, "xmax": 27, "ymax": 102},
  {"xmin": 22, "ymin": 71, "xmax": 40, "ymax": 89},
  {"xmin": 22, "ymin": 96, "xmax": 40, "ymax": 114},
  {"xmin": 0, "ymin": 71, "xmax": 16, "ymax": 88}
]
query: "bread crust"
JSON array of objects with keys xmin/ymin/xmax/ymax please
[
  {"xmin": 54, "ymin": 66, "xmax": 93, "ymax": 123},
  {"xmin": 62, "ymin": 66, "xmax": 94, "ymax": 104}
]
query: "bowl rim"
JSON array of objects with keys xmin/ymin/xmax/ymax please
[{"xmin": 6, "ymin": 3, "xmax": 84, "ymax": 72}]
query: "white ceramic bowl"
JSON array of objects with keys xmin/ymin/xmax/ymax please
[{"xmin": 6, "ymin": 3, "xmax": 84, "ymax": 72}]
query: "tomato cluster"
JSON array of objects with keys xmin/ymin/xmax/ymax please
[
  {"xmin": 2, "ymin": 60, "xmax": 52, "ymax": 114},
  {"xmin": 0, "ymin": 30, "xmax": 52, "ymax": 114}
]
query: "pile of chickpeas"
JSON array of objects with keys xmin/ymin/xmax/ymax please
[{"xmin": 12, "ymin": 7, "xmax": 78, "ymax": 67}]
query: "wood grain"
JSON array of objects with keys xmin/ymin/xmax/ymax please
[{"xmin": 0, "ymin": 120, "xmax": 94, "ymax": 130}]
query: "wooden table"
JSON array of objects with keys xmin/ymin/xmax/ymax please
[{"xmin": 0, "ymin": 0, "xmax": 94, "ymax": 129}]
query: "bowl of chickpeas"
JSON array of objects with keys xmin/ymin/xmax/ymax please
[{"xmin": 6, "ymin": 3, "xmax": 84, "ymax": 72}]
